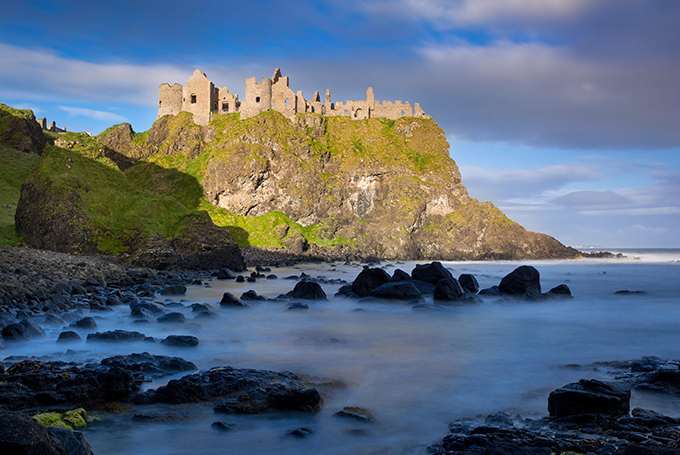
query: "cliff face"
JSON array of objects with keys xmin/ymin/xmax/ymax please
[{"xmin": 100, "ymin": 111, "xmax": 578, "ymax": 260}]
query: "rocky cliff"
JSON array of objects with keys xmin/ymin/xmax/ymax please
[{"xmin": 98, "ymin": 110, "xmax": 578, "ymax": 260}]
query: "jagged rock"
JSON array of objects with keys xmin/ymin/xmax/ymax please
[
  {"xmin": 69, "ymin": 316, "xmax": 98, "ymax": 330},
  {"xmin": 289, "ymin": 281, "xmax": 327, "ymax": 300},
  {"xmin": 57, "ymin": 331, "xmax": 82, "ymax": 343},
  {"xmin": 458, "ymin": 274, "xmax": 479, "ymax": 294},
  {"xmin": 548, "ymin": 379, "xmax": 631, "ymax": 418},
  {"xmin": 499, "ymin": 265, "xmax": 541, "ymax": 297},
  {"xmin": 157, "ymin": 312, "xmax": 185, "ymax": 324},
  {"xmin": 160, "ymin": 285, "xmax": 186, "ymax": 296},
  {"xmin": 161, "ymin": 335, "xmax": 199, "ymax": 347},
  {"xmin": 101, "ymin": 352, "xmax": 196, "ymax": 378},
  {"xmin": 333, "ymin": 406, "xmax": 377, "ymax": 423},
  {"xmin": 351, "ymin": 267, "xmax": 391, "ymax": 297},
  {"xmin": 136, "ymin": 367, "xmax": 322, "ymax": 414},
  {"xmin": 0, "ymin": 104, "xmax": 47, "ymax": 154},
  {"xmin": 105, "ymin": 295, "xmax": 124, "ymax": 306},
  {"xmin": 130, "ymin": 301, "xmax": 165, "ymax": 316},
  {"xmin": 433, "ymin": 278, "xmax": 465, "ymax": 302},
  {"xmin": 1, "ymin": 319, "xmax": 45, "ymax": 342},
  {"xmin": 390, "ymin": 269, "xmax": 412, "ymax": 282},
  {"xmin": 220, "ymin": 292, "xmax": 249, "ymax": 308},
  {"xmin": 370, "ymin": 281, "xmax": 422, "ymax": 301},
  {"xmin": 240, "ymin": 290, "xmax": 264, "ymax": 301},
  {"xmin": 86, "ymin": 330, "xmax": 148, "ymax": 343},
  {"xmin": 411, "ymin": 262, "xmax": 454, "ymax": 284},
  {"xmin": 47, "ymin": 426, "xmax": 94, "ymax": 455},
  {"xmin": 215, "ymin": 268, "xmax": 235, "ymax": 280}
]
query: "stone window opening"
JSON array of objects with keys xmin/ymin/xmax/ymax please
[
  {"xmin": 285, "ymin": 98, "xmax": 289, "ymax": 107},
  {"xmin": 159, "ymin": 101, "xmax": 162, "ymax": 107},
  {"xmin": 256, "ymin": 96, "xmax": 261, "ymax": 103},
  {"xmin": 344, "ymin": 110, "xmax": 349, "ymax": 116},
  {"xmin": 222, "ymin": 102, "xmax": 229, "ymax": 112},
  {"xmin": 191, "ymin": 94, "xmax": 197, "ymax": 104},
  {"xmin": 401, "ymin": 110, "xmax": 404, "ymax": 116},
  {"xmin": 213, "ymin": 102, "xmax": 218, "ymax": 111}
]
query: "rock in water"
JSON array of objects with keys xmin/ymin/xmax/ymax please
[
  {"xmin": 411, "ymin": 262, "xmax": 454, "ymax": 284},
  {"xmin": 0, "ymin": 410, "xmax": 67, "ymax": 455},
  {"xmin": 498, "ymin": 265, "xmax": 541, "ymax": 297},
  {"xmin": 290, "ymin": 281, "xmax": 327, "ymax": 300},
  {"xmin": 458, "ymin": 274, "xmax": 479, "ymax": 294},
  {"xmin": 351, "ymin": 267, "xmax": 391, "ymax": 297},
  {"xmin": 370, "ymin": 281, "xmax": 422, "ymax": 301},
  {"xmin": 548, "ymin": 379, "xmax": 630, "ymax": 418},
  {"xmin": 433, "ymin": 278, "xmax": 465, "ymax": 302},
  {"xmin": 220, "ymin": 292, "xmax": 250, "ymax": 308}
]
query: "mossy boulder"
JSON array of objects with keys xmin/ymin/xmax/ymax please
[{"xmin": 0, "ymin": 103, "xmax": 46, "ymax": 155}]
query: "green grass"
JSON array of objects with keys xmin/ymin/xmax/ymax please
[{"xmin": 0, "ymin": 144, "xmax": 41, "ymax": 245}]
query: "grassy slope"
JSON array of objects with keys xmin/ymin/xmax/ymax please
[{"xmin": 0, "ymin": 144, "xmax": 41, "ymax": 245}]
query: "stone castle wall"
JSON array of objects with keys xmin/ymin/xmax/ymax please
[{"xmin": 158, "ymin": 68, "xmax": 430, "ymax": 125}]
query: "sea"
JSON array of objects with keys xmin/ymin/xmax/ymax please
[{"xmin": 5, "ymin": 248, "xmax": 680, "ymax": 454}]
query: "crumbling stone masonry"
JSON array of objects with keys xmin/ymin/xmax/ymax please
[{"xmin": 158, "ymin": 68, "xmax": 430, "ymax": 126}]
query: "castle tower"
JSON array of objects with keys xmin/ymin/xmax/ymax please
[
  {"xmin": 240, "ymin": 77, "xmax": 273, "ymax": 119},
  {"xmin": 158, "ymin": 83, "xmax": 183, "ymax": 118}
]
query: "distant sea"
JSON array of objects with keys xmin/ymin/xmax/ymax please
[{"xmin": 576, "ymin": 247, "xmax": 680, "ymax": 262}]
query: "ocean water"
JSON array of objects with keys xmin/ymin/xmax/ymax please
[{"xmin": 5, "ymin": 249, "xmax": 680, "ymax": 454}]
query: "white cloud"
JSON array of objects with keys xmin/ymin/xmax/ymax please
[
  {"xmin": 551, "ymin": 190, "xmax": 631, "ymax": 206},
  {"xmin": 59, "ymin": 106, "xmax": 128, "ymax": 123},
  {"xmin": 0, "ymin": 43, "xmax": 189, "ymax": 106}
]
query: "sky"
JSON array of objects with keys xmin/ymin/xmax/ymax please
[{"xmin": 1, "ymin": 0, "xmax": 679, "ymax": 249}]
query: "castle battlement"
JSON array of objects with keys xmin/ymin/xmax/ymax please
[{"xmin": 158, "ymin": 68, "xmax": 430, "ymax": 125}]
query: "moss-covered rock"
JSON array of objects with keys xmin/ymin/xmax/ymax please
[
  {"xmin": 0, "ymin": 103, "xmax": 46, "ymax": 155},
  {"xmin": 33, "ymin": 408, "xmax": 88, "ymax": 430}
]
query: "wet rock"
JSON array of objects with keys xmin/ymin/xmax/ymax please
[
  {"xmin": 351, "ymin": 267, "xmax": 391, "ymax": 297},
  {"xmin": 220, "ymin": 292, "xmax": 250, "ymax": 308},
  {"xmin": 101, "ymin": 352, "xmax": 196, "ymax": 378},
  {"xmin": 370, "ymin": 281, "xmax": 422, "ymax": 301},
  {"xmin": 191, "ymin": 303, "xmax": 211, "ymax": 313},
  {"xmin": 266, "ymin": 274, "xmax": 278, "ymax": 280},
  {"xmin": 0, "ymin": 409, "xmax": 65, "ymax": 455},
  {"xmin": 333, "ymin": 406, "xmax": 377, "ymax": 423},
  {"xmin": 390, "ymin": 269, "xmax": 412, "ymax": 282},
  {"xmin": 70, "ymin": 316, "xmax": 98, "ymax": 330},
  {"xmin": 47, "ymin": 426, "xmax": 94, "ymax": 455},
  {"xmin": 411, "ymin": 262, "xmax": 454, "ymax": 284},
  {"xmin": 546, "ymin": 284, "xmax": 572, "ymax": 298},
  {"xmin": 411, "ymin": 280, "xmax": 436, "ymax": 295},
  {"xmin": 240, "ymin": 290, "xmax": 264, "ymax": 301},
  {"xmin": 235, "ymin": 276, "xmax": 245, "ymax": 283},
  {"xmin": 286, "ymin": 426, "xmax": 314, "ymax": 438},
  {"xmin": 130, "ymin": 301, "xmax": 165, "ymax": 316},
  {"xmin": 194, "ymin": 311, "xmax": 219, "ymax": 320},
  {"xmin": 157, "ymin": 312, "xmax": 186, "ymax": 324},
  {"xmin": 136, "ymin": 366, "xmax": 321, "ymax": 414},
  {"xmin": 160, "ymin": 285, "xmax": 187, "ymax": 296},
  {"xmin": 478, "ymin": 285, "xmax": 501, "ymax": 296},
  {"xmin": 548, "ymin": 379, "xmax": 631, "ymax": 418},
  {"xmin": 287, "ymin": 302, "xmax": 309, "ymax": 310},
  {"xmin": 499, "ymin": 265, "xmax": 541, "ymax": 298},
  {"xmin": 1, "ymin": 319, "xmax": 46, "ymax": 342},
  {"xmin": 433, "ymin": 278, "xmax": 465, "ymax": 302},
  {"xmin": 289, "ymin": 281, "xmax": 327, "ymax": 300},
  {"xmin": 459, "ymin": 274, "xmax": 479, "ymax": 294},
  {"xmin": 57, "ymin": 331, "xmax": 82, "ymax": 343},
  {"xmin": 211, "ymin": 421, "xmax": 237, "ymax": 432},
  {"xmin": 86, "ymin": 330, "xmax": 148, "ymax": 343},
  {"xmin": 105, "ymin": 295, "xmax": 124, "ymax": 306},
  {"xmin": 161, "ymin": 335, "xmax": 199, "ymax": 348},
  {"xmin": 214, "ymin": 268, "xmax": 235, "ymax": 280}
]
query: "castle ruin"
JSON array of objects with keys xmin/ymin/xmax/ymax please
[{"xmin": 158, "ymin": 68, "xmax": 430, "ymax": 125}]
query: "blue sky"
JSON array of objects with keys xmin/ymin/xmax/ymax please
[{"xmin": 1, "ymin": 0, "xmax": 679, "ymax": 248}]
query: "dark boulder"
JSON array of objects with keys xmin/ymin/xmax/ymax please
[
  {"xmin": 351, "ymin": 267, "xmax": 391, "ymax": 297},
  {"xmin": 157, "ymin": 312, "xmax": 186, "ymax": 324},
  {"xmin": 499, "ymin": 265, "xmax": 541, "ymax": 297},
  {"xmin": 478, "ymin": 285, "xmax": 501, "ymax": 296},
  {"xmin": 546, "ymin": 284, "xmax": 572, "ymax": 298},
  {"xmin": 137, "ymin": 366, "xmax": 322, "ymax": 414},
  {"xmin": 1, "ymin": 319, "xmax": 45, "ymax": 342},
  {"xmin": 105, "ymin": 295, "xmax": 124, "ymax": 306},
  {"xmin": 0, "ymin": 410, "xmax": 62, "ymax": 455},
  {"xmin": 240, "ymin": 290, "xmax": 264, "ymax": 301},
  {"xmin": 220, "ymin": 292, "xmax": 250, "ymax": 308},
  {"xmin": 86, "ymin": 330, "xmax": 148, "ymax": 343},
  {"xmin": 370, "ymin": 281, "xmax": 423, "ymax": 301},
  {"xmin": 390, "ymin": 269, "xmax": 412, "ymax": 282},
  {"xmin": 411, "ymin": 262, "xmax": 454, "ymax": 284},
  {"xmin": 290, "ymin": 281, "xmax": 327, "ymax": 300},
  {"xmin": 285, "ymin": 426, "xmax": 313, "ymax": 438},
  {"xmin": 57, "ymin": 331, "xmax": 82, "ymax": 343},
  {"xmin": 70, "ymin": 316, "xmax": 98, "ymax": 330},
  {"xmin": 130, "ymin": 301, "xmax": 165, "ymax": 316},
  {"xmin": 160, "ymin": 285, "xmax": 187, "ymax": 296},
  {"xmin": 161, "ymin": 335, "xmax": 199, "ymax": 348},
  {"xmin": 287, "ymin": 302, "xmax": 309, "ymax": 310},
  {"xmin": 191, "ymin": 303, "xmax": 211, "ymax": 313},
  {"xmin": 548, "ymin": 379, "xmax": 630, "ymax": 418},
  {"xmin": 215, "ymin": 268, "xmax": 235, "ymax": 280},
  {"xmin": 47, "ymin": 426, "xmax": 94, "ymax": 455},
  {"xmin": 433, "ymin": 278, "xmax": 465, "ymax": 302},
  {"xmin": 101, "ymin": 352, "xmax": 196, "ymax": 378},
  {"xmin": 211, "ymin": 421, "xmax": 237, "ymax": 432},
  {"xmin": 194, "ymin": 311, "xmax": 219, "ymax": 320},
  {"xmin": 411, "ymin": 280, "xmax": 436, "ymax": 295},
  {"xmin": 459, "ymin": 274, "xmax": 480, "ymax": 294},
  {"xmin": 333, "ymin": 406, "xmax": 377, "ymax": 423}
]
